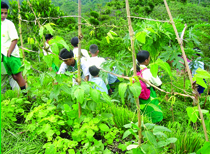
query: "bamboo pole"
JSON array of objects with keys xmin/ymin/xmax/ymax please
[
  {"xmin": 18, "ymin": 0, "xmax": 27, "ymax": 88},
  {"xmin": 78, "ymin": 0, "xmax": 82, "ymax": 118},
  {"xmin": 164, "ymin": 0, "xmax": 208, "ymax": 141},
  {"xmin": 125, "ymin": 0, "xmax": 142, "ymax": 147}
]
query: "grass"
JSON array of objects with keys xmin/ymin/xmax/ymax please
[{"xmin": 1, "ymin": 124, "xmax": 45, "ymax": 154}]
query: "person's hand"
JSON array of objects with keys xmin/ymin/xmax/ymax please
[{"xmin": 7, "ymin": 51, "xmax": 11, "ymax": 57}]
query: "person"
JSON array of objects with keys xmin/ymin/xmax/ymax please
[
  {"xmin": 89, "ymin": 65, "xmax": 108, "ymax": 94},
  {"xmin": 137, "ymin": 50, "xmax": 163, "ymax": 123},
  {"xmin": 85, "ymin": 44, "xmax": 106, "ymax": 81},
  {"xmin": 105, "ymin": 57, "xmax": 120, "ymax": 94},
  {"xmin": 71, "ymin": 37, "xmax": 90, "ymax": 60},
  {"xmin": 1, "ymin": 2, "xmax": 26, "ymax": 92},
  {"xmin": 189, "ymin": 48, "xmax": 205, "ymax": 94},
  {"xmin": 43, "ymin": 34, "xmax": 59, "ymax": 72},
  {"xmin": 57, "ymin": 48, "xmax": 88, "ymax": 84}
]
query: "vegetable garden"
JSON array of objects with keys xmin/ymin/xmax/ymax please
[{"xmin": 1, "ymin": 0, "xmax": 210, "ymax": 153}]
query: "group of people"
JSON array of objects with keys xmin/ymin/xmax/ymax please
[{"xmin": 1, "ymin": 1, "xmax": 207, "ymax": 124}]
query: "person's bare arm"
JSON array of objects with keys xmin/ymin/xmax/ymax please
[{"xmin": 7, "ymin": 39, "xmax": 17, "ymax": 57}]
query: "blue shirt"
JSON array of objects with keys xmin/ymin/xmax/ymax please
[
  {"xmin": 90, "ymin": 77, "xmax": 108, "ymax": 94},
  {"xmin": 108, "ymin": 67, "xmax": 118, "ymax": 84}
]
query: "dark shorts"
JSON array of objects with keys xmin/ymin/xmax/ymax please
[{"xmin": 2, "ymin": 55, "xmax": 22, "ymax": 75}]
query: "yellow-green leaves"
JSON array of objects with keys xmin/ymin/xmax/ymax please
[
  {"xmin": 135, "ymin": 31, "xmax": 147, "ymax": 44},
  {"xmin": 118, "ymin": 83, "xmax": 128, "ymax": 104}
]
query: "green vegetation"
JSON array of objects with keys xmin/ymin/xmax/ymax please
[{"xmin": 1, "ymin": 0, "xmax": 210, "ymax": 153}]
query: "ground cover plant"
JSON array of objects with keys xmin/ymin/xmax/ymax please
[{"xmin": 1, "ymin": 0, "xmax": 210, "ymax": 153}]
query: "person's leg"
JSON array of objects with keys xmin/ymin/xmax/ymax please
[{"xmin": 12, "ymin": 72, "xmax": 26, "ymax": 90}]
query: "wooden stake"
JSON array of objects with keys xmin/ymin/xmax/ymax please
[
  {"xmin": 125, "ymin": 0, "xmax": 142, "ymax": 147},
  {"xmin": 18, "ymin": 0, "xmax": 27, "ymax": 88},
  {"xmin": 78, "ymin": 0, "xmax": 82, "ymax": 118},
  {"xmin": 164, "ymin": 0, "xmax": 208, "ymax": 141}
]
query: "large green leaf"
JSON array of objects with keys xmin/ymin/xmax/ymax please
[
  {"xmin": 129, "ymin": 82, "xmax": 141, "ymax": 98},
  {"xmin": 118, "ymin": 83, "xmax": 128, "ymax": 104},
  {"xmin": 136, "ymin": 31, "xmax": 147, "ymax": 44},
  {"xmin": 49, "ymin": 36, "xmax": 69, "ymax": 51},
  {"xmin": 155, "ymin": 58, "xmax": 172, "ymax": 77},
  {"xmin": 90, "ymin": 88, "xmax": 100, "ymax": 102},
  {"xmin": 122, "ymin": 130, "xmax": 131, "ymax": 139},
  {"xmin": 150, "ymin": 63, "xmax": 158, "ymax": 78},
  {"xmin": 99, "ymin": 123, "xmax": 109, "ymax": 132},
  {"xmin": 143, "ymin": 131, "xmax": 158, "ymax": 147},
  {"xmin": 147, "ymin": 104, "xmax": 162, "ymax": 113},
  {"xmin": 44, "ymin": 23, "xmax": 54, "ymax": 35},
  {"xmin": 74, "ymin": 88, "xmax": 84, "ymax": 104},
  {"xmin": 186, "ymin": 107, "xmax": 198, "ymax": 123},
  {"xmin": 153, "ymin": 126, "xmax": 171, "ymax": 133}
]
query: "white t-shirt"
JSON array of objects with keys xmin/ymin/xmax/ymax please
[
  {"xmin": 86, "ymin": 56, "xmax": 106, "ymax": 81},
  {"xmin": 73, "ymin": 48, "xmax": 90, "ymax": 60},
  {"xmin": 140, "ymin": 64, "xmax": 162, "ymax": 87},
  {"xmin": 57, "ymin": 58, "xmax": 88, "ymax": 78},
  {"xmin": 1, "ymin": 19, "xmax": 20, "ymax": 57}
]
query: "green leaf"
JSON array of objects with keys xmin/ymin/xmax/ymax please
[
  {"xmin": 143, "ymin": 131, "xmax": 158, "ymax": 147},
  {"xmin": 195, "ymin": 68, "xmax": 210, "ymax": 78},
  {"xmin": 150, "ymin": 63, "xmax": 158, "ymax": 78},
  {"xmin": 144, "ymin": 123, "xmax": 155, "ymax": 130},
  {"xmin": 147, "ymin": 104, "xmax": 162, "ymax": 113},
  {"xmin": 39, "ymin": 26, "xmax": 44, "ymax": 38},
  {"xmin": 197, "ymin": 142, "xmax": 210, "ymax": 154},
  {"xmin": 90, "ymin": 88, "xmax": 100, "ymax": 102},
  {"xmin": 50, "ymin": 43, "xmax": 59, "ymax": 55},
  {"xmin": 74, "ymin": 88, "xmax": 84, "ymax": 104},
  {"xmin": 60, "ymin": 85, "xmax": 71, "ymax": 94},
  {"xmin": 122, "ymin": 129, "xmax": 131, "ymax": 139},
  {"xmin": 118, "ymin": 143, "xmax": 127, "ymax": 151},
  {"xmin": 105, "ymin": 36, "xmax": 110, "ymax": 44},
  {"xmin": 22, "ymin": 60, "xmax": 31, "ymax": 76},
  {"xmin": 43, "ymin": 54, "xmax": 53, "ymax": 67},
  {"xmin": 87, "ymin": 101, "xmax": 97, "ymax": 111},
  {"xmin": 107, "ymin": 32, "xmax": 114, "ymax": 39},
  {"xmin": 86, "ymin": 129, "xmax": 95, "ymax": 139},
  {"xmin": 186, "ymin": 107, "xmax": 198, "ymax": 123},
  {"xmin": 129, "ymin": 82, "xmax": 141, "ymax": 98},
  {"xmin": 101, "ymin": 92, "xmax": 111, "ymax": 104},
  {"xmin": 99, "ymin": 123, "xmax": 109, "ymax": 132},
  {"xmin": 110, "ymin": 30, "xmax": 118, "ymax": 36},
  {"xmin": 136, "ymin": 31, "xmax": 146, "ymax": 44},
  {"xmin": 155, "ymin": 58, "xmax": 172, "ymax": 77},
  {"xmin": 42, "ymin": 123, "xmax": 51, "ymax": 132},
  {"xmin": 153, "ymin": 126, "xmax": 171, "ymax": 133},
  {"xmin": 118, "ymin": 83, "xmax": 127, "ymax": 104},
  {"xmin": 68, "ymin": 149, "xmax": 75, "ymax": 154},
  {"xmin": 193, "ymin": 77, "xmax": 207, "ymax": 88},
  {"xmin": 49, "ymin": 36, "xmax": 69, "ymax": 51},
  {"xmin": 44, "ymin": 23, "xmax": 54, "ymax": 35}
]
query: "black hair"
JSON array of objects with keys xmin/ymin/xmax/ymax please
[
  {"xmin": 59, "ymin": 48, "xmax": 74, "ymax": 59},
  {"xmin": 89, "ymin": 65, "xmax": 100, "ymax": 77},
  {"xmin": 89, "ymin": 44, "xmax": 98, "ymax": 54},
  {"xmin": 71, "ymin": 37, "xmax": 78, "ymax": 47},
  {"xmin": 1, "ymin": 2, "xmax": 9, "ymax": 9},
  {"xmin": 136, "ymin": 62, "xmax": 140, "ymax": 72},
  {"xmin": 45, "ymin": 34, "xmax": 53, "ymax": 41},
  {"xmin": 137, "ymin": 50, "xmax": 150, "ymax": 63}
]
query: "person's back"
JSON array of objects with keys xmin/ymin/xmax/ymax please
[
  {"xmin": 71, "ymin": 37, "xmax": 90, "ymax": 60},
  {"xmin": 89, "ymin": 65, "xmax": 108, "ymax": 94},
  {"xmin": 136, "ymin": 50, "xmax": 163, "ymax": 123},
  {"xmin": 85, "ymin": 44, "xmax": 105, "ymax": 81}
]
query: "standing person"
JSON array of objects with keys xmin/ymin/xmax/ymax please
[
  {"xmin": 85, "ymin": 44, "xmax": 106, "ymax": 81},
  {"xmin": 43, "ymin": 34, "xmax": 59, "ymax": 72},
  {"xmin": 89, "ymin": 65, "xmax": 108, "ymax": 94},
  {"xmin": 136, "ymin": 50, "xmax": 163, "ymax": 123},
  {"xmin": 71, "ymin": 37, "xmax": 90, "ymax": 60},
  {"xmin": 1, "ymin": 2, "xmax": 26, "ymax": 92}
]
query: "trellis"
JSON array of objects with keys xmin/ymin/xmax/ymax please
[{"xmin": 17, "ymin": 0, "xmax": 209, "ymax": 146}]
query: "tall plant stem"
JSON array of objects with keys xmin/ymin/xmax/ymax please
[
  {"xmin": 164, "ymin": 0, "xmax": 208, "ymax": 141},
  {"xmin": 78, "ymin": 0, "xmax": 82, "ymax": 118},
  {"xmin": 125, "ymin": 0, "xmax": 141, "ymax": 147},
  {"xmin": 18, "ymin": 0, "xmax": 27, "ymax": 87}
]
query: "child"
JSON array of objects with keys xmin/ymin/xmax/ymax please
[
  {"xmin": 137, "ymin": 50, "xmax": 163, "ymax": 123},
  {"xmin": 43, "ymin": 34, "xmax": 59, "ymax": 72},
  {"xmin": 1, "ymin": 2, "xmax": 26, "ymax": 92},
  {"xmin": 89, "ymin": 65, "xmax": 108, "ymax": 94}
]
